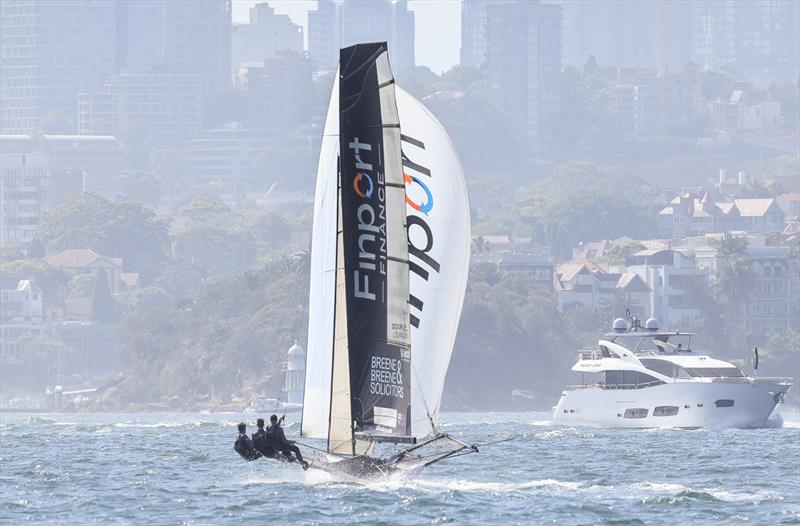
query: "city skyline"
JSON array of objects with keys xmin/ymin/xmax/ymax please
[{"xmin": 231, "ymin": 0, "xmax": 461, "ymax": 74}]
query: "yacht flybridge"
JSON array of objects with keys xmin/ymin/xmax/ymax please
[{"xmin": 553, "ymin": 317, "xmax": 792, "ymax": 428}]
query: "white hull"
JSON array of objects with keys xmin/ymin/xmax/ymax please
[{"xmin": 553, "ymin": 380, "xmax": 790, "ymax": 428}]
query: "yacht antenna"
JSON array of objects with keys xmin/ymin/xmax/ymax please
[
  {"xmin": 753, "ymin": 346, "xmax": 759, "ymax": 378},
  {"xmin": 624, "ymin": 307, "xmax": 641, "ymax": 332}
]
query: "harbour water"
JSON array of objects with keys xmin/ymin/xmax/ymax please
[{"xmin": 1, "ymin": 411, "xmax": 798, "ymax": 525}]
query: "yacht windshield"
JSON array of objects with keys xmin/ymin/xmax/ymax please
[
  {"xmin": 640, "ymin": 358, "xmax": 692, "ymax": 378},
  {"xmin": 640, "ymin": 359, "xmax": 745, "ymax": 378},
  {"xmin": 684, "ymin": 367, "xmax": 745, "ymax": 378},
  {"xmin": 611, "ymin": 334, "xmax": 692, "ymax": 353}
]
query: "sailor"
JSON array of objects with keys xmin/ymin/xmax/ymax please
[
  {"xmin": 234, "ymin": 422, "xmax": 262, "ymax": 461},
  {"xmin": 251, "ymin": 418, "xmax": 276, "ymax": 458},
  {"xmin": 266, "ymin": 414, "xmax": 309, "ymax": 469}
]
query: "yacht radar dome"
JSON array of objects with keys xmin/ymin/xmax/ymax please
[
  {"xmin": 645, "ymin": 318, "xmax": 660, "ymax": 332},
  {"xmin": 613, "ymin": 318, "xmax": 627, "ymax": 333}
]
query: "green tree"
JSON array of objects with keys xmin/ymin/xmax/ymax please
[
  {"xmin": 92, "ymin": 268, "xmax": 117, "ymax": 324},
  {"xmin": 118, "ymin": 170, "xmax": 165, "ymax": 205},
  {"xmin": 761, "ymin": 330, "xmax": 800, "ymax": 394},
  {"xmin": 0, "ymin": 259, "xmax": 68, "ymax": 301},
  {"xmin": 68, "ymin": 273, "xmax": 96, "ymax": 297},
  {"xmin": 701, "ymin": 69, "xmax": 735, "ymax": 101},
  {"xmin": 36, "ymin": 192, "xmax": 170, "ymax": 281},
  {"xmin": 172, "ymin": 227, "xmax": 256, "ymax": 283},
  {"xmin": 770, "ymin": 81, "xmax": 800, "ymax": 131},
  {"xmin": 714, "ymin": 234, "xmax": 756, "ymax": 331},
  {"xmin": 113, "ymin": 256, "xmax": 310, "ymax": 407},
  {"xmin": 247, "ymin": 211, "xmax": 291, "ymax": 251},
  {"xmin": 116, "ymin": 286, "xmax": 173, "ymax": 318},
  {"xmin": 1, "ymin": 244, "xmax": 26, "ymax": 262},
  {"xmin": 471, "ymin": 236, "xmax": 489, "ymax": 254},
  {"xmin": 606, "ymin": 242, "xmax": 646, "ymax": 263},
  {"xmin": 15, "ymin": 334, "xmax": 75, "ymax": 390},
  {"xmin": 180, "ymin": 197, "xmax": 233, "ymax": 227},
  {"xmin": 27, "ymin": 238, "xmax": 45, "ymax": 258},
  {"xmin": 446, "ymin": 269, "xmax": 576, "ymax": 410}
]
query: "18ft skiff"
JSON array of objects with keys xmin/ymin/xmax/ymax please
[{"xmin": 301, "ymin": 42, "xmax": 476, "ymax": 480}]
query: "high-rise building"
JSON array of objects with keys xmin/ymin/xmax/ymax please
[
  {"xmin": 561, "ymin": 0, "xmax": 691, "ymax": 71},
  {"xmin": 1, "ymin": 0, "xmax": 233, "ymax": 135},
  {"xmin": 308, "ymin": 0, "xmax": 415, "ymax": 73},
  {"xmin": 486, "ymin": 0, "xmax": 561, "ymax": 150},
  {"xmin": 235, "ymin": 51, "xmax": 314, "ymax": 131},
  {"xmin": 232, "ymin": 2, "xmax": 303, "ymax": 72},
  {"xmin": 691, "ymin": 0, "xmax": 800, "ymax": 83},
  {"xmin": 633, "ymin": 68, "xmax": 704, "ymax": 138},
  {"xmin": 460, "ymin": 0, "xmax": 490, "ymax": 68},
  {"xmin": 1, "ymin": 134, "xmax": 124, "ymax": 195},
  {"xmin": 0, "ymin": 0, "xmax": 119, "ymax": 134},
  {"xmin": 78, "ymin": 72, "xmax": 202, "ymax": 146},
  {"xmin": 117, "ymin": 0, "xmax": 166, "ymax": 72},
  {"xmin": 162, "ymin": 0, "xmax": 232, "ymax": 96},
  {"xmin": 0, "ymin": 143, "xmax": 84, "ymax": 246},
  {"xmin": 0, "ymin": 151, "xmax": 50, "ymax": 246}
]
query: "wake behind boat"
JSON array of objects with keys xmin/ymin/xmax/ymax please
[
  {"xmin": 300, "ymin": 42, "xmax": 476, "ymax": 481},
  {"xmin": 553, "ymin": 317, "xmax": 793, "ymax": 428}
]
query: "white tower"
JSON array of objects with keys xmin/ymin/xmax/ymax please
[{"xmin": 283, "ymin": 340, "xmax": 306, "ymax": 405}]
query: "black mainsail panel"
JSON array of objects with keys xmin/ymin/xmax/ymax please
[{"xmin": 338, "ymin": 42, "xmax": 412, "ymax": 441}]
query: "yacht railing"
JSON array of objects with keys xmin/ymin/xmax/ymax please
[
  {"xmin": 566, "ymin": 380, "xmax": 664, "ymax": 390},
  {"xmin": 569, "ymin": 377, "xmax": 793, "ymax": 389},
  {"xmin": 701, "ymin": 376, "xmax": 794, "ymax": 385}
]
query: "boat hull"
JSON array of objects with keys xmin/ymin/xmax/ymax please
[{"xmin": 553, "ymin": 380, "xmax": 791, "ymax": 428}]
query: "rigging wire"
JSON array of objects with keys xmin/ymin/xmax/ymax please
[{"xmin": 411, "ymin": 363, "xmax": 438, "ymax": 436}]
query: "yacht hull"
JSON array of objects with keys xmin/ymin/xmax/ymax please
[{"xmin": 553, "ymin": 380, "xmax": 790, "ymax": 428}]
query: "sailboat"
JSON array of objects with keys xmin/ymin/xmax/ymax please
[{"xmin": 301, "ymin": 42, "xmax": 476, "ymax": 480}]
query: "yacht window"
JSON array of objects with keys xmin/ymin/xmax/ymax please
[
  {"xmin": 603, "ymin": 371, "xmax": 664, "ymax": 389},
  {"xmin": 622, "ymin": 370, "xmax": 638, "ymax": 387},
  {"xmin": 623, "ymin": 408, "xmax": 648, "ymax": 419},
  {"xmin": 686, "ymin": 368, "xmax": 745, "ymax": 378},
  {"xmin": 636, "ymin": 373, "xmax": 663, "ymax": 388},
  {"xmin": 640, "ymin": 358, "xmax": 677, "ymax": 377},
  {"xmin": 605, "ymin": 370, "xmax": 623, "ymax": 386},
  {"xmin": 653, "ymin": 406, "xmax": 679, "ymax": 416},
  {"xmin": 715, "ymin": 399, "xmax": 734, "ymax": 408}
]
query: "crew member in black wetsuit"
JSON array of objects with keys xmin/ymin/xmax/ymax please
[
  {"xmin": 266, "ymin": 414, "xmax": 309, "ymax": 469},
  {"xmin": 251, "ymin": 418, "xmax": 276, "ymax": 458},
  {"xmin": 234, "ymin": 422, "xmax": 262, "ymax": 461}
]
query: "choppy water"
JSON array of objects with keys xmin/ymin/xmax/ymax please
[{"xmin": 1, "ymin": 410, "xmax": 799, "ymax": 525}]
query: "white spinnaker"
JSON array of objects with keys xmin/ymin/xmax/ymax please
[
  {"xmin": 396, "ymin": 87, "xmax": 470, "ymax": 437},
  {"xmin": 301, "ymin": 82, "xmax": 470, "ymax": 441}
]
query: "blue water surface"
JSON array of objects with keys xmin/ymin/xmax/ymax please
[{"xmin": 1, "ymin": 410, "xmax": 798, "ymax": 525}]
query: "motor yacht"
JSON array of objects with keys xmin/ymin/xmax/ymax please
[{"xmin": 553, "ymin": 317, "xmax": 792, "ymax": 428}]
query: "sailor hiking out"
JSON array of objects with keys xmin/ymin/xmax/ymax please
[
  {"xmin": 234, "ymin": 422, "xmax": 262, "ymax": 461},
  {"xmin": 251, "ymin": 418, "xmax": 277, "ymax": 458},
  {"xmin": 266, "ymin": 414, "xmax": 309, "ymax": 469}
]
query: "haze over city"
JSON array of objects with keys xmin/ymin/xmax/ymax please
[{"xmin": 0, "ymin": 0, "xmax": 798, "ymax": 524}]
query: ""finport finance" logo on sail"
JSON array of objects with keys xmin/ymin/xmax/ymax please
[{"xmin": 349, "ymin": 137, "xmax": 387, "ymax": 302}]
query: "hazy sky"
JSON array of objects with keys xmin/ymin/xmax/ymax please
[{"xmin": 231, "ymin": 0, "xmax": 462, "ymax": 74}]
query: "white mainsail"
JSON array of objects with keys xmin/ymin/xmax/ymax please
[{"xmin": 301, "ymin": 81, "xmax": 470, "ymax": 443}]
